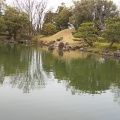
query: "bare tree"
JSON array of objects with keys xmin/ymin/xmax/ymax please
[
  {"xmin": 0, "ymin": 0, "xmax": 6, "ymax": 15},
  {"xmin": 35, "ymin": 0, "xmax": 48, "ymax": 33},
  {"xmin": 14, "ymin": 0, "xmax": 48, "ymax": 35}
]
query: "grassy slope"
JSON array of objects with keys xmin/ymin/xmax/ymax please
[
  {"xmin": 40, "ymin": 29, "xmax": 120, "ymax": 51},
  {"xmin": 41, "ymin": 29, "xmax": 80, "ymax": 45}
]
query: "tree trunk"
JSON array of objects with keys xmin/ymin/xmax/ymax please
[
  {"xmin": 84, "ymin": 38, "xmax": 93, "ymax": 47},
  {"xmin": 105, "ymin": 39, "xmax": 115, "ymax": 50},
  {"xmin": 8, "ymin": 30, "xmax": 12, "ymax": 39},
  {"xmin": 13, "ymin": 31, "xmax": 17, "ymax": 41}
]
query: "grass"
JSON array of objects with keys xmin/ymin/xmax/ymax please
[
  {"xmin": 40, "ymin": 29, "xmax": 79, "ymax": 45},
  {"xmin": 88, "ymin": 42, "xmax": 120, "ymax": 52},
  {"xmin": 0, "ymin": 36, "xmax": 7, "ymax": 40}
]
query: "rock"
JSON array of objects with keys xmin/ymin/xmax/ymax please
[
  {"xmin": 49, "ymin": 41, "xmax": 55, "ymax": 45},
  {"xmin": 87, "ymin": 50, "xmax": 93, "ymax": 53},
  {"xmin": 71, "ymin": 46, "xmax": 76, "ymax": 51},
  {"xmin": 102, "ymin": 49, "xmax": 109, "ymax": 53},
  {"xmin": 114, "ymin": 50, "xmax": 120, "ymax": 57},
  {"xmin": 48, "ymin": 45, "xmax": 55, "ymax": 50},
  {"xmin": 80, "ymin": 48, "xmax": 83, "ymax": 51},
  {"xmin": 58, "ymin": 42, "xmax": 64, "ymax": 50},
  {"xmin": 65, "ymin": 42, "xmax": 69, "ymax": 46},
  {"xmin": 39, "ymin": 41, "xmax": 44, "ymax": 46},
  {"xmin": 54, "ymin": 41, "xmax": 59, "ymax": 47},
  {"xmin": 93, "ymin": 50, "xmax": 99, "ymax": 54}
]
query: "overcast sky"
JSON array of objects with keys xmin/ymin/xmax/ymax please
[
  {"xmin": 6, "ymin": 0, "xmax": 73, "ymax": 10},
  {"xmin": 6, "ymin": 0, "xmax": 120, "ymax": 10}
]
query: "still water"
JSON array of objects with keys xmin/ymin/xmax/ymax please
[{"xmin": 0, "ymin": 44, "xmax": 120, "ymax": 120}]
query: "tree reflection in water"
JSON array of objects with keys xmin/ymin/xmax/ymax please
[
  {"xmin": 42, "ymin": 51, "xmax": 120, "ymax": 97},
  {"xmin": 111, "ymin": 84, "xmax": 120, "ymax": 104},
  {"xmin": 0, "ymin": 44, "xmax": 120, "ymax": 101},
  {"xmin": 10, "ymin": 50, "xmax": 55, "ymax": 93},
  {"xmin": 0, "ymin": 44, "xmax": 54, "ymax": 93}
]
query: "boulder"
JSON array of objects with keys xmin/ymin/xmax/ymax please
[
  {"xmin": 114, "ymin": 50, "xmax": 120, "ymax": 57},
  {"xmin": 58, "ymin": 42, "xmax": 64, "ymax": 50},
  {"xmin": 48, "ymin": 45, "xmax": 55, "ymax": 51}
]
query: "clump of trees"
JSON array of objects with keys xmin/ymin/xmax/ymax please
[
  {"xmin": 71, "ymin": 0, "xmax": 120, "ymax": 48},
  {"xmin": 0, "ymin": 0, "xmax": 48, "ymax": 40},
  {"xmin": 102, "ymin": 18, "xmax": 120, "ymax": 48},
  {"xmin": 73, "ymin": 22, "xmax": 98, "ymax": 47},
  {"xmin": 4, "ymin": 6, "xmax": 29, "ymax": 40},
  {"xmin": 42, "ymin": 23, "xmax": 57, "ymax": 35},
  {"xmin": 42, "ymin": 3, "xmax": 72, "ymax": 34},
  {"xmin": 0, "ymin": 0, "xmax": 120, "ymax": 47}
]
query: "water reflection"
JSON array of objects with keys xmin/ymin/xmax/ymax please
[
  {"xmin": 42, "ymin": 52, "xmax": 120, "ymax": 94},
  {"xmin": 111, "ymin": 85, "xmax": 120, "ymax": 104},
  {"xmin": 0, "ymin": 44, "xmax": 120, "ymax": 97},
  {"xmin": 0, "ymin": 44, "xmax": 54, "ymax": 93}
]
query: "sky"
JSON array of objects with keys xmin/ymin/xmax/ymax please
[
  {"xmin": 5, "ymin": 0, "xmax": 120, "ymax": 10},
  {"xmin": 5, "ymin": 0, "xmax": 73, "ymax": 10}
]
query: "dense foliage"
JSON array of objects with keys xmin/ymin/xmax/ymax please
[
  {"xmin": 42, "ymin": 23, "xmax": 57, "ymax": 35},
  {"xmin": 102, "ymin": 18, "xmax": 120, "ymax": 48},
  {"xmin": 73, "ymin": 22, "xmax": 98, "ymax": 47},
  {"xmin": 4, "ymin": 6, "xmax": 29, "ymax": 40},
  {"xmin": 70, "ymin": 0, "xmax": 119, "ymax": 32}
]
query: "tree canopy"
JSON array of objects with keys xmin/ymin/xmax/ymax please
[
  {"xmin": 73, "ymin": 22, "xmax": 98, "ymax": 47},
  {"xmin": 42, "ymin": 23, "xmax": 57, "ymax": 35},
  {"xmin": 70, "ymin": 0, "xmax": 119, "ymax": 33},
  {"xmin": 4, "ymin": 6, "xmax": 29, "ymax": 40},
  {"xmin": 0, "ymin": 0, "xmax": 120, "ymax": 43},
  {"xmin": 102, "ymin": 18, "xmax": 120, "ymax": 48}
]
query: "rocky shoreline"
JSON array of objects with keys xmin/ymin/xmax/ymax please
[
  {"xmin": 1, "ymin": 39, "xmax": 120, "ymax": 58},
  {"xmin": 38, "ymin": 40, "xmax": 120, "ymax": 58}
]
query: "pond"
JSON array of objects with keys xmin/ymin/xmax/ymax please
[{"xmin": 0, "ymin": 44, "xmax": 120, "ymax": 120}]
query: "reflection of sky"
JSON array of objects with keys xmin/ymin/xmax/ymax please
[{"xmin": 0, "ymin": 80, "xmax": 120, "ymax": 120}]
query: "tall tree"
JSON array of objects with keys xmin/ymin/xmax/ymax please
[
  {"xmin": 73, "ymin": 22, "xmax": 98, "ymax": 47},
  {"xmin": 4, "ymin": 6, "xmax": 29, "ymax": 40},
  {"xmin": 14, "ymin": 0, "xmax": 48, "ymax": 35},
  {"xmin": 93, "ymin": 0, "xmax": 119, "ymax": 35},
  {"xmin": 35, "ymin": 0, "xmax": 48, "ymax": 33},
  {"xmin": 53, "ymin": 3, "xmax": 71, "ymax": 30},
  {"xmin": 70, "ymin": 0, "xmax": 94, "ymax": 29},
  {"xmin": 42, "ymin": 23, "xmax": 57, "ymax": 35},
  {"xmin": 102, "ymin": 18, "xmax": 120, "ymax": 49},
  {"xmin": 0, "ymin": 0, "xmax": 6, "ymax": 15},
  {"xmin": 43, "ymin": 11, "xmax": 56, "ymax": 24},
  {"xmin": 70, "ymin": 0, "xmax": 119, "ymax": 33},
  {"xmin": 0, "ymin": 16, "xmax": 6, "ymax": 33}
]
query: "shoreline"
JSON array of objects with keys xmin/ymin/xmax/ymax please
[{"xmin": 1, "ymin": 39, "xmax": 120, "ymax": 58}]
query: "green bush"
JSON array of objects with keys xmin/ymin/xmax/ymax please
[
  {"xmin": 97, "ymin": 37, "xmax": 105, "ymax": 42},
  {"xmin": 0, "ymin": 36, "xmax": 7, "ymax": 40},
  {"xmin": 73, "ymin": 38, "xmax": 82, "ymax": 41},
  {"xmin": 73, "ymin": 32, "xmax": 81, "ymax": 38},
  {"xmin": 20, "ymin": 34, "xmax": 33, "ymax": 40},
  {"xmin": 42, "ymin": 23, "xmax": 57, "ymax": 35}
]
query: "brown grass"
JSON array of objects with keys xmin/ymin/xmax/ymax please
[{"xmin": 41, "ymin": 29, "xmax": 80, "ymax": 45}]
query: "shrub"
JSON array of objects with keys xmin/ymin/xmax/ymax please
[
  {"xmin": 20, "ymin": 34, "xmax": 33, "ymax": 40},
  {"xmin": 42, "ymin": 23, "xmax": 57, "ymax": 35},
  {"xmin": 97, "ymin": 37, "xmax": 105, "ymax": 42},
  {"xmin": 0, "ymin": 36, "xmax": 7, "ymax": 40}
]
